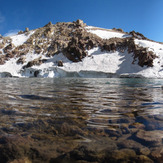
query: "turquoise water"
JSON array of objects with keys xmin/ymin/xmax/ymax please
[{"xmin": 0, "ymin": 78, "xmax": 162, "ymax": 162}]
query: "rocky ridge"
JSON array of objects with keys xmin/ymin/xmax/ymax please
[{"xmin": 0, "ymin": 19, "xmax": 160, "ymax": 77}]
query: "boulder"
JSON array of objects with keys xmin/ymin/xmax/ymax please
[
  {"xmin": 75, "ymin": 19, "xmax": 86, "ymax": 27},
  {"xmin": 112, "ymin": 28, "xmax": 124, "ymax": 33},
  {"xmin": 110, "ymin": 148, "xmax": 136, "ymax": 162},
  {"xmin": 136, "ymin": 130, "xmax": 163, "ymax": 146},
  {"xmin": 57, "ymin": 60, "xmax": 63, "ymax": 67},
  {"xmin": 34, "ymin": 70, "xmax": 40, "ymax": 77},
  {"xmin": 23, "ymin": 57, "xmax": 47, "ymax": 69},
  {"xmin": 0, "ymin": 56, "xmax": 5, "ymax": 65},
  {"xmin": 16, "ymin": 56, "xmax": 26, "ymax": 64},
  {"xmin": 129, "ymin": 31, "xmax": 147, "ymax": 40},
  {"xmin": 44, "ymin": 21, "xmax": 53, "ymax": 27},
  {"xmin": 44, "ymin": 26, "xmax": 54, "ymax": 37},
  {"xmin": 18, "ymin": 31, "xmax": 24, "ymax": 35},
  {"xmin": 5, "ymin": 52, "xmax": 14, "ymax": 59},
  {"xmin": 150, "ymin": 147, "xmax": 163, "ymax": 162},
  {"xmin": 3, "ymin": 43, "xmax": 15, "ymax": 53},
  {"xmin": 0, "ymin": 134, "xmax": 31, "ymax": 162},
  {"xmin": 0, "ymin": 72, "xmax": 12, "ymax": 77},
  {"xmin": 34, "ymin": 45, "xmax": 42, "ymax": 54},
  {"xmin": 136, "ymin": 155, "xmax": 154, "ymax": 163},
  {"xmin": 25, "ymin": 27, "xmax": 29, "ymax": 32}
]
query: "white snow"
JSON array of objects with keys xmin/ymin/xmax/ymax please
[
  {"xmin": 86, "ymin": 26, "xmax": 131, "ymax": 39},
  {"xmin": 9, "ymin": 30, "xmax": 35, "ymax": 47}
]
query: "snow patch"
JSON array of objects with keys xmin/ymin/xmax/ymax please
[
  {"xmin": 10, "ymin": 31, "xmax": 35, "ymax": 47},
  {"xmin": 0, "ymin": 57, "xmax": 22, "ymax": 77},
  {"xmin": 86, "ymin": 26, "xmax": 131, "ymax": 39},
  {"xmin": 134, "ymin": 39, "xmax": 163, "ymax": 53}
]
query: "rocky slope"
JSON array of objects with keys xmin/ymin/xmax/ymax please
[{"xmin": 0, "ymin": 19, "xmax": 163, "ymax": 78}]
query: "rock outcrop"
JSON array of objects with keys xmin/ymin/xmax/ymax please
[
  {"xmin": 101, "ymin": 37, "xmax": 156, "ymax": 67},
  {"xmin": 23, "ymin": 57, "xmax": 47, "ymax": 69}
]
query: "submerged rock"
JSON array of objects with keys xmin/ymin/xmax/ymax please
[
  {"xmin": 136, "ymin": 130, "xmax": 163, "ymax": 146},
  {"xmin": 150, "ymin": 147, "xmax": 163, "ymax": 162},
  {"xmin": 136, "ymin": 155, "xmax": 154, "ymax": 163},
  {"xmin": 109, "ymin": 148, "xmax": 136, "ymax": 162}
]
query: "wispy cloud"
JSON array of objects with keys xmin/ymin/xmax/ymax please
[
  {"xmin": 0, "ymin": 12, "xmax": 5, "ymax": 23},
  {"xmin": 4, "ymin": 29, "xmax": 20, "ymax": 37}
]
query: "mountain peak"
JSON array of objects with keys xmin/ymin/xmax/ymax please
[{"xmin": 0, "ymin": 20, "xmax": 163, "ymax": 78}]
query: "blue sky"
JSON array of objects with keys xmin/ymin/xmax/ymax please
[{"xmin": 0, "ymin": 0, "xmax": 163, "ymax": 42}]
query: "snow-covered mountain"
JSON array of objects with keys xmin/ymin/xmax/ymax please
[{"xmin": 0, "ymin": 19, "xmax": 163, "ymax": 78}]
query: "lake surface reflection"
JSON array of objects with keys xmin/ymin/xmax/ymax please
[{"xmin": 0, "ymin": 78, "xmax": 162, "ymax": 162}]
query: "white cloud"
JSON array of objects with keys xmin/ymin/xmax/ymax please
[{"xmin": 4, "ymin": 29, "xmax": 20, "ymax": 37}]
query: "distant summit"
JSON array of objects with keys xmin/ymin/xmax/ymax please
[{"xmin": 0, "ymin": 19, "xmax": 162, "ymax": 78}]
